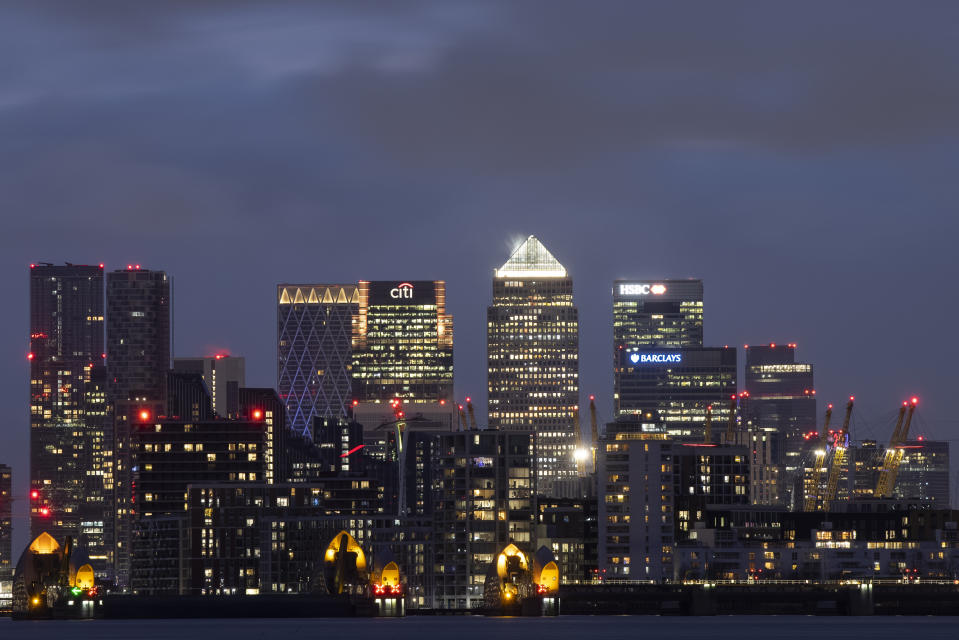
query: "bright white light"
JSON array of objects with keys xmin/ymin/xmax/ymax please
[{"xmin": 573, "ymin": 448, "xmax": 590, "ymax": 462}]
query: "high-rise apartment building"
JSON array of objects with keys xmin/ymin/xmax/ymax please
[
  {"xmin": 433, "ymin": 429, "xmax": 535, "ymax": 609},
  {"xmin": 488, "ymin": 236, "xmax": 579, "ymax": 496},
  {"xmin": 613, "ymin": 279, "xmax": 703, "ymax": 349},
  {"xmin": 106, "ymin": 266, "xmax": 171, "ymax": 588},
  {"xmin": 277, "ymin": 284, "xmax": 358, "ymax": 436},
  {"xmin": 172, "ymin": 355, "xmax": 245, "ymax": 418},
  {"xmin": 0, "ymin": 464, "xmax": 11, "ymax": 591},
  {"xmin": 352, "ymin": 280, "xmax": 453, "ymax": 405},
  {"xmin": 614, "ymin": 346, "xmax": 737, "ymax": 438},
  {"xmin": 28, "ymin": 263, "xmax": 108, "ymax": 565}
]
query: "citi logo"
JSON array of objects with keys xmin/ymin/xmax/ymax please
[{"xmin": 390, "ymin": 283, "xmax": 414, "ymax": 299}]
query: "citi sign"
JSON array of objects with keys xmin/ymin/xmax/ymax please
[
  {"xmin": 619, "ymin": 283, "xmax": 667, "ymax": 296},
  {"xmin": 390, "ymin": 283, "xmax": 414, "ymax": 299},
  {"xmin": 630, "ymin": 353, "xmax": 682, "ymax": 364}
]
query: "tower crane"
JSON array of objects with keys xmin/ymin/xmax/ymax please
[
  {"xmin": 457, "ymin": 404, "xmax": 468, "ymax": 431},
  {"xmin": 822, "ymin": 396, "xmax": 854, "ymax": 511},
  {"xmin": 703, "ymin": 405, "xmax": 713, "ymax": 444},
  {"xmin": 803, "ymin": 403, "xmax": 833, "ymax": 512},
  {"xmin": 466, "ymin": 397, "xmax": 478, "ymax": 430},
  {"xmin": 723, "ymin": 395, "xmax": 738, "ymax": 444},
  {"xmin": 875, "ymin": 397, "xmax": 919, "ymax": 498},
  {"xmin": 589, "ymin": 395, "xmax": 599, "ymax": 472}
]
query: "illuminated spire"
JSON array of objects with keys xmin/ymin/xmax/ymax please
[{"xmin": 495, "ymin": 235, "xmax": 567, "ymax": 278}]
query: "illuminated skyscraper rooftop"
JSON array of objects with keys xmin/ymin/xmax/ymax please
[{"xmin": 494, "ymin": 235, "xmax": 567, "ymax": 278}]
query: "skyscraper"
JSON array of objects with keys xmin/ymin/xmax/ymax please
[
  {"xmin": 0, "ymin": 464, "xmax": 11, "ymax": 593},
  {"xmin": 488, "ymin": 236, "xmax": 579, "ymax": 496},
  {"xmin": 28, "ymin": 263, "xmax": 107, "ymax": 560},
  {"xmin": 172, "ymin": 355, "xmax": 245, "ymax": 418},
  {"xmin": 277, "ymin": 284, "xmax": 358, "ymax": 436},
  {"xmin": 613, "ymin": 279, "xmax": 703, "ymax": 350},
  {"xmin": 106, "ymin": 266, "xmax": 171, "ymax": 588},
  {"xmin": 352, "ymin": 280, "xmax": 453, "ymax": 405},
  {"xmin": 743, "ymin": 343, "xmax": 816, "ymax": 495}
]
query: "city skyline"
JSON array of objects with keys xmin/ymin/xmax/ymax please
[{"xmin": 4, "ymin": 2, "xmax": 958, "ymax": 561}]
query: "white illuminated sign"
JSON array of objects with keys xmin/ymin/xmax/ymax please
[
  {"xmin": 630, "ymin": 353, "xmax": 682, "ymax": 364},
  {"xmin": 619, "ymin": 283, "xmax": 667, "ymax": 296},
  {"xmin": 390, "ymin": 283, "xmax": 414, "ymax": 299}
]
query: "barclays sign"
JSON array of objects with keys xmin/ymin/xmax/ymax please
[{"xmin": 629, "ymin": 352, "xmax": 682, "ymax": 364}]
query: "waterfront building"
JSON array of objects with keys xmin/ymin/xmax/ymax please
[
  {"xmin": 107, "ymin": 266, "xmax": 171, "ymax": 587},
  {"xmin": 166, "ymin": 370, "xmax": 215, "ymax": 422},
  {"xmin": 1, "ymin": 464, "xmax": 11, "ymax": 596},
  {"xmin": 172, "ymin": 355, "xmax": 245, "ymax": 418},
  {"xmin": 613, "ymin": 279, "xmax": 703, "ymax": 350},
  {"xmin": 614, "ymin": 346, "xmax": 737, "ymax": 438},
  {"xmin": 434, "ymin": 429, "xmax": 535, "ymax": 609},
  {"xmin": 28, "ymin": 263, "xmax": 110, "ymax": 571},
  {"xmin": 352, "ymin": 280, "xmax": 453, "ymax": 405},
  {"xmin": 487, "ymin": 236, "xmax": 579, "ymax": 496},
  {"xmin": 277, "ymin": 284, "xmax": 358, "ymax": 436},
  {"xmin": 536, "ymin": 496, "xmax": 598, "ymax": 584},
  {"xmin": 237, "ymin": 387, "xmax": 289, "ymax": 484},
  {"xmin": 598, "ymin": 416, "xmax": 749, "ymax": 582},
  {"xmin": 847, "ymin": 439, "xmax": 950, "ymax": 506}
]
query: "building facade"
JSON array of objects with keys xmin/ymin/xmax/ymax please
[
  {"xmin": 487, "ymin": 236, "xmax": 579, "ymax": 496},
  {"xmin": 352, "ymin": 280, "xmax": 453, "ymax": 406},
  {"xmin": 277, "ymin": 284, "xmax": 358, "ymax": 436},
  {"xmin": 106, "ymin": 266, "xmax": 171, "ymax": 587},
  {"xmin": 598, "ymin": 418, "xmax": 749, "ymax": 582},
  {"xmin": 28, "ymin": 263, "xmax": 110, "ymax": 569},
  {"xmin": 434, "ymin": 429, "xmax": 535, "ymax": 609},
  {"xmin": 0, "ymin": 464, "xmax": 11, "ymax": 595},
  {"xmin": 614, "ymin": 346, "xmax": 737, "ymax": 438},
  {"xmin": 172, "ymin": 355, "xmax": 245, "ymax": 418},
  {"xmin": 613, "ymin": 279, "xmax": 703, "ymax": 350}
]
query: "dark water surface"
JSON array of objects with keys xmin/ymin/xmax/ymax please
[{"xmin": 1, "ymin": 616, "xmax": 957, "ymax": 640}]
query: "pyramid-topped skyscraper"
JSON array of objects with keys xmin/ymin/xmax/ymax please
[{"xmin": 488, "ymin": 235, "xmax": 580, "ymax": 497}]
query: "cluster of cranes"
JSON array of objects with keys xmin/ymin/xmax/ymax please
[{"xmin": 802, "ymin": 396, "xmax": 919, "ymax": 511}]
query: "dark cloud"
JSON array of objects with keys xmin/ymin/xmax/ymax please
[{"xmin": 2, "ymin": 1, "xmax": 959, "ymax": 551}]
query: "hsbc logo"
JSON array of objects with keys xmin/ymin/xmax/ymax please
[
  {"xmin": 390, "ymin": 282, "xmax": 414, "ymax": 299},
  {"xmin": 619, "ymin": 283, "xmax": 667, "ymax": 296}
]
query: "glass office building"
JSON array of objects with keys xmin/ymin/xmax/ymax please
[
  {"xmin": 487, "ymin": 236, "xmax": 579, "ymax": 496},
  {"xmin": 613, "ymin": 279, "xmax": 703, "ymax": 350}
]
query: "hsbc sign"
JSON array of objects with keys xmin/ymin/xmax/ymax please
[
  {"xmin": 619, "ymin": 283, "xmax": 667, "ymax": 296},
  {"xmin": 390, "ymin": 282, "xmax": 414, "ymax": 299}
]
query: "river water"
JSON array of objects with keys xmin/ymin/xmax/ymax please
[{"xmin": 1, "ymin": 616, "xmax": 958, "ymax": 640}]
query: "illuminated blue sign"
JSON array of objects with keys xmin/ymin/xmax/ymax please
[{"xmin": 629, "ymin": 353, "xmax": 682, "ymax": 364}]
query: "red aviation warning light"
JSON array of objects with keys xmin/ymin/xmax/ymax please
[
  {"xmin": 139, "ymin": 409, "xmax": 151, "ymax": 421},
  {"xmin": 252, "ymin": 409, "xmax": 263, "ymax": 420},
  {"xmin": 39, "ymin": 507, "xmax": 51, "ymax": 517},
  {"xmin": 911, "ymin": 396, "xmax": 919, "ymax": 405},
  {"xmin": 27, "ymin": 352, "xmax": 34, "ymax": 360},
  {"xmin": 30, "ymin": 490, "xmax": 39, "ymax": 500}
]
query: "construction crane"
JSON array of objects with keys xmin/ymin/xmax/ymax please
[
  {"xmin": 803, "ymin": 403, "xmax": 834, "ymax": 512},
  {"xmin": 822, "ymin": 396, "xmax": 854, "ymax": 511},
  {"xmin": 457, "ymin": 404, "xmax": 468, "ymax": 431},
  {"xmin": 703, "ymin": 405, "xmax": 713, "ymax": 444},
  {"xmin": 723, "ymin": 395, "xmax": 738, "ymax": 444},
  {"xmin": 589, "ymin": 395, "xmax": 599, "ymax": 472},
  {"xmin": 466, "ymin": 397, "xmax": 478, "ymax": 430},
  {"xmin": 875, "ymin": 397, "xmax": 919, "ymax": 498}
]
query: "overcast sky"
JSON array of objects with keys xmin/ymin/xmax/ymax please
[{"xmin": 3, "ymin": 1, "xmax": 959, "ymax": 552}]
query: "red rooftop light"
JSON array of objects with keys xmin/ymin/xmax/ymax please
[
  {"xmin": 39, "ymin": 507, "xmax": 51, "ymax": 517},
  {"xmin": 99, "ymin": 263, "xmax": 105, "ymax": 269},
  {"xmin": 139, "ymin": 409, "xmax": 151, "ymax": 421},
  {"xmin": 252, "ymin": 409, "xmax": 263, "ymax": 420},
  {"xmin": 30, "ymin": 490, "xmax": 39, "ymax": 500},
  {"xmin": 27, "ymin": 352, "xmax": 34, "ymax": 360}
]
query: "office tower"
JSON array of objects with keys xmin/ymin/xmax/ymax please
[
  {"xmin": 614, "ymin": 346, "xmax": 737, "ymax": 437},
  {"xmin": 613, "ymin": 279, "xmax": 704, "ymax": 349},
  {"xmin": 352, "ymin": 280, "xmax": 454, "ymax": 405},
  {"xmin": 28, "ymin": 264, "xmax": 107, "ymax": 558},
  {"xmin": 106, "ymin": 266, "xmax": 170, "ymax": 588},
  {"xmin": 433, "ymin": 429, "xmax": 535, "ymax": 609},
  {"xmin": 597, "ymin": 417, "xmax": 749, "ymax": 582},
  {"xmin": 1, "ymin": 464, "xmax": 11, "ymax": 592},
  {"xmin": 172, "ymin": 355, "xmax": 245, "ymax": 418},
  {"xmin": 849, "ymin": 439, "xmax": 950, "ymax": 505},
  {"xmin": 743, "ymin": 343, "xmax": 816, "ymax": 469},
  {"xmin": 488, "ymin": 236, "xmax": 579, "ymax": 496},
  {"xmin": 277, "ymin": 284, "xmax": 358, "ymax": 436}
]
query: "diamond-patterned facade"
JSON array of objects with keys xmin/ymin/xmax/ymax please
[{"xmin": 277, "ymin": 284, "xmax": 358, "ymax": 437}]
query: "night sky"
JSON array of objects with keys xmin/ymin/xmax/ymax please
[{"xmin": 3, "ymin": 1, "xmax": 958, "ymax": 552}]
